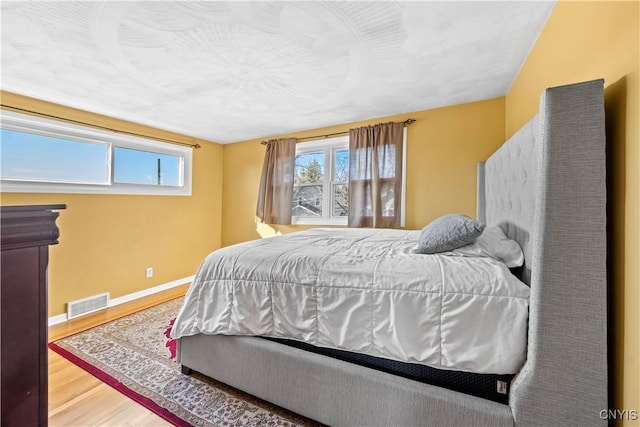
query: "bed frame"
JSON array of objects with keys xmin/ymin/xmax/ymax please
[{"xmin": 178, "ymin": 79, "xmax": 607, "ymax": 426}]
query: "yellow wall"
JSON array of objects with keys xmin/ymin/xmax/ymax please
[
  {"xmin": 505, "ymin": 1, "xmax": 639, "ymax": 422},
  {"xmin": 222, "ymin": 97, "xmax": 505, "ymax": 246},
  {"xmin": 0, "ymin": 92, "xmax": 224, "ymax": 317}
]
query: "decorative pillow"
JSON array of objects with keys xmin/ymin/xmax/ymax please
[
  {"xmin": 414, "ymin": 214, "xmax": 485, "ymax": 254},
  {"xmin": 452, "ymin": 226, "xmax": 524, "ymax": 268}
]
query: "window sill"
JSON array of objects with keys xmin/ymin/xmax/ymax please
[
  {"xmin": 0, "ymin": 180, "xmax": 191, "ymax": 196},
  {"xmin": 291, "ymin": 217, "xmax": 348, "ymax": 226}
]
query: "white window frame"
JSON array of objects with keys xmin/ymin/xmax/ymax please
[
  {"xmin": 291, "ymin": 130, "xmax": 407, "ymax": 227},
  {"xmin": 0, "ymin": 110, "xmax": 192, "ymax": 196},
  {"xmin": 401, "ymin": 127, "xmax": 407, "ymax": 228},
  {"xmin": 293, "ymin": 136, "xmax": 349, "ymax": 226}
]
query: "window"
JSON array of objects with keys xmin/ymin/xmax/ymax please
[
  {"xmin": 1, "ymin": 128, "xmax": 109, "ymax": 184},
  {"xmin": 113, "ymin": 147, "xmax": 181, "ymax": 186},
  {"xmin": 291, "ymin": 131, "xmax": 407, "ymax": 227},
  {"xmin": 0, "ymin": 111, "xmax": 192, "ymax": 195},
  {"xmin": 292, "ymin": 136, "xmax": 349, "ymax": 225}
]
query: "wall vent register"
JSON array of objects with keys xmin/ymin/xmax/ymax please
[{"xmin": 67, "ymin": 292, "xmax": 110, "ymax": 320}]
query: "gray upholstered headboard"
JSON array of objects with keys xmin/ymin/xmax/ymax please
[{"xmin": 477, "ymin": 79, "xmax": 607, "ymax": 426}]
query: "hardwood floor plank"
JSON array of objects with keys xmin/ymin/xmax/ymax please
[
  {"xmin": 48, "ymin": 285, "xmax": 188, "ymax": 426},
  {"xmin": 48, "ymin": 352, "xmax": 103, "ymax": 410}
]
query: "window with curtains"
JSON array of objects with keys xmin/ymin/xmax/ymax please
[
  {"xmin": 291, "ymin": 130, "xmax": 407, "ymax": 227},
  {"xmin": 0, "ymin": 110, "xmax": 192, "ymax": 195},
  {"xmin": 292, "ymin": 136, "xmax": 350, "ymax": 225}
]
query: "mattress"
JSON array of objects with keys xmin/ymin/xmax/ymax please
[
  {"xmin": 265, "ymin": 337, "xmax": 513, "ymax": 404},
  {"xmin": 171, "ymin": 228, "xmax": 530, "ymax": 374}
]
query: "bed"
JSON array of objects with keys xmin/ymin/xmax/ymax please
[{"xmin": 173, "ymin": 79, "xmax": 607, "ymax": 426}]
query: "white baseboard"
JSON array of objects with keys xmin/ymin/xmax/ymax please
[
  {"xmin": 48, "ymin": 313, "xmax": 68, "ymax": 326},
  {"xmin": 48, "ymin": 275, "xmax": 194, "ymax": 326}
]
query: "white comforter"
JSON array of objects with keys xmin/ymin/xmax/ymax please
[{"xmin": 171, "ymin": 228, "xmax": 529, "ymax": 374}]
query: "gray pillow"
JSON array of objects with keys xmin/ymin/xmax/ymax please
[{"xmin": 414, "ymin": 214, "xmax": 485, "ymax": 254}]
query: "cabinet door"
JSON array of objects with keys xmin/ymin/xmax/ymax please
[{"xmin": 1, "ymin": 246, "xmax": 48, "ymax": 427}]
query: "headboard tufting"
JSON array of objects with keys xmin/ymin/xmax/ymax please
[{"xmin": 478, "ymin": 114, "xmax": 539, "ymax": 284}]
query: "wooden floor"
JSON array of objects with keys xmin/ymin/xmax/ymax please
[{"xmin": 48, "ymin": 284, "xmax": 189, "ymax": 427}]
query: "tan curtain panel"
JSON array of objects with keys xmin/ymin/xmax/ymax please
[
  {"xmin": 348, "ymin": 122, "xmax": 404, "ymax": 228},
  {"xmin": 255, "ymin": 138, "xmax": 297, "ymax": 225}
]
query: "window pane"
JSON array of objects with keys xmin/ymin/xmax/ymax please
[
  {"xmin": 351, "ymin": 145, "xmax": 396, "ymax": 180},
  {"xmin": 113, "ymin": 147, "xmax": 181, "ymax": 186},
  {"xmin": 354, "ymin": 180, "xmax": 394, "ymax": 217},
  {"xmin": 334, "ymin": 149, "xmax": 349, "ymax": 181},
  {"xmin": 293, "ymin": 151, "xmax": 324, "ymax": 217},
  {"xmin": 292, "ymin": 183, "xmax": 323, "ymax": 217},
  {"xmin": 294, "ymin": 152, "xmax": 324, "ymax": 185},
  {"xmin": 0, "ymin": 129, "xmax": 109, "ymax": 184},
  {"xmin": 381, "ymin": 181, "xmax": 395, "ymax": 216},
  {"xmin": 379, "ymin": 145, "xmax": 396, "ymax": 179},
  {"xmin": 332, "ymin": 183, "xmax": 348, "ymax": 217}
]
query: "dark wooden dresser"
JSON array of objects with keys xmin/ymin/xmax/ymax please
[{"xmin": 1, "ymin": 204, "xmax": 65, "ymax": 427}]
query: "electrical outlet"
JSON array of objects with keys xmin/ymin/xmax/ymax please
[{"xmin": 146, "ymin": 267, "xmax": 153, "ymax": 278}]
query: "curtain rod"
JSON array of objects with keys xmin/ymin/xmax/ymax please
[
  {"xmin": 260, "ymin": 118, "xmax": 416, "ymax": 145},
  {"xmin": 0, "ymin": 104, "xmax": 201, "ymax": 149}
]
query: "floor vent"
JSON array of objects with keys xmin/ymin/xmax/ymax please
[{"xmin": 67, "ymin": 292, "xmax": 110, "ymax": 320}]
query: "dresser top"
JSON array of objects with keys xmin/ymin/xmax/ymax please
[{"xmin": 1, "ymin": 204, "xmax": 66, "ymax": 213}]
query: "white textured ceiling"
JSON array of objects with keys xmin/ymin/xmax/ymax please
[{"xmin": 1, "ymin": 1, "xmax": 555, "ymax": 144}]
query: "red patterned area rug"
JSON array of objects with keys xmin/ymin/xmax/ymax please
[{"xmin": 49, "ymin": 297, "xmax": 318, "ymax": 427}]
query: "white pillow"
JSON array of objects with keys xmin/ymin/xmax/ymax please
[{"xmin": 451, "ymin": 226, "xmax": 524, "ymax": 268}]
